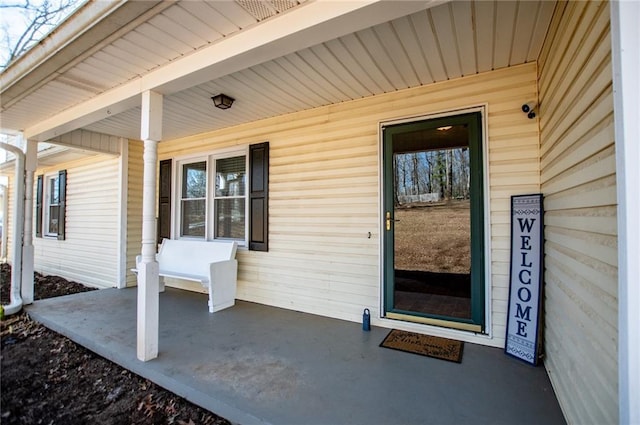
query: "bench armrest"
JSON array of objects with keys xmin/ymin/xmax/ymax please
[{"xmin": 207, "ymin": 259, "xmax": 238, "ymax": 312}]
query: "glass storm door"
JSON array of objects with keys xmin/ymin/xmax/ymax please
[{"xmin": 382, "ymin": 112, "xmax": 485, "ymax": 332}]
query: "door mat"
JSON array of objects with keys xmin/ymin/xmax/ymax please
[{"xmin": 380, "ymin": 329, "xmax": 464, "ymax": 363}]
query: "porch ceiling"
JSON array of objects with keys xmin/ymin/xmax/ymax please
[{"xmin": 1, "ymin": 0, "xmax": 556, "ymax": 144}]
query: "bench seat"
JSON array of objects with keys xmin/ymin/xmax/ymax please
[{"xmin": 133, "ymin": 239, "xmax": 238, "ymax": 313}]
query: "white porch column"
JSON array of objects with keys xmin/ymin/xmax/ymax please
[
  {"xmin": 21, "ymin": 138, "xmax": 37, "ymax": 305},
  {"xmin": 137, "ymin": 90, "xmax": 163, "ymax": 361},
  {"xmin": 612, "ymin": 1, "xmax": 640, "ymax": 424}
]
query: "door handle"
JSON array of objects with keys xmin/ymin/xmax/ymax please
[{"xmin": 385, "ymin": 212, "xmax": 399, "ymax": 231}]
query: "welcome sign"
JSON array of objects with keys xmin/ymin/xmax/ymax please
[{"xmin": 505, "ymin": 194, "xmax": 544, "ymax": 365}]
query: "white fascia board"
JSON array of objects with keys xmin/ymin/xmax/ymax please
[
  {"xmin": 25, "ymin": 0, "xmax": 443, "ymax": 142},
  {"xmin": 612, "ymin": 1, "xmax": 640, "ymax": 424}
]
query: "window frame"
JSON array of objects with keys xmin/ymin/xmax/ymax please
[
  {"xmin": 178, "ymin": 158, "xmax": 208, "ymax": 239},
  {"xmin": 211, "ymin": 153, "xmax": 248, "ymax": 241},
  {"xmin": 36, "ymin": 169, "xmax": 66, "ymax": 240},
  {"xmin": 174, "ymin": 147, "xmax": 249, "ymax": 245},
  {"xmin": 43, "ymin": 173, "xmax": 61, "ymax": 237}
]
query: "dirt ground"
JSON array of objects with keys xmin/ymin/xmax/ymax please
[
  {"xmin": 0, "ymin": 264, "xmax": 230, "ymax": 425},
  {"xmin": 394, "ymin": 200, "xmax": 471, "ymax": 274}
]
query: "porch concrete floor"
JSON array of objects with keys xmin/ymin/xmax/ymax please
[{"xmin": 27, "ymin": 287, "xmax": 565, "ymax": 425}]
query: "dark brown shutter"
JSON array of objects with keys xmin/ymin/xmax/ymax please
[
  {"xmin": 249, "ymin": 142, "xmax": 269, "ymax": 251},
  {"xmin": 158, "ymin": 159, "xmax": 172, "ymax": 242},
  {"xmin": 36, "ymin": 175, "xmax": 43, "ymax": 238},
  {"xmin": 57, "ymin": 170, "xmax": 67, "ymax": 240}
]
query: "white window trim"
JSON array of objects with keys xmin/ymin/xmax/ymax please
[
  {"xmin": 176, "ymin": 157, "xmax": 208, "ymax": 240},
  {"xmin": 209, "ymin": 149, "xmax": 249, "ymax": 244},
  {"xmin": 173, "ymin": 146, "xmax": 249, "ymax": 246},
  {"xmin": 43, "ymin": 172, "xmax": 60, "ymax": 238}
]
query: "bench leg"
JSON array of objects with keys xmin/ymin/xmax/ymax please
[
  {"xmin": 207, "ymin": 284, "xmax": 214, "ymax": 313},
  {"xmin": 159, "ymin": 276, "xmax": 165, "ymax": 293}
]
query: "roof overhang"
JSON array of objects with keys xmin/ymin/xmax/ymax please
[
  {"xmin": 1, "ymin": 0, "xmax": 557, "ymax": 148},
  {"xmin": 1, "ymin": 1, "xmax": 171, "ymax": 110},
  {"xmin": 21, "ymin": 1, "xmax": 444, "ymax": 142}
]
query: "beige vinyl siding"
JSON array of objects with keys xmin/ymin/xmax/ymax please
[
  {"xmin": 3, "ymin": 175, "xmax": 16, "ymax": 264},
  {"xmin": 33, "ymin": 155, "xmax": 121, "ymax": 287},
  {"xmin": 159, "ymin": 63, "xmax": 540, "ymax": 347},
  {"xmin": 538, "ymin": 1, "xmax": 617, "ymax": 424},
  {"xmin": 125, "ymin": 140, "xmax": 144, "ymax": 287}
]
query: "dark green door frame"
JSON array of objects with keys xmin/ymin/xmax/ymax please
[{"xmin": 382, "ymin": 111, "xmax": 485, "ymax": 331}]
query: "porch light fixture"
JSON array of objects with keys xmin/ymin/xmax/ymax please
[
  {"xmin": 437, "ymin": 126, "xmax": 453, "ymax": 131},
  {"xmin": 212, "ymin": 94, "xmax": 235, "ymax": 110}
]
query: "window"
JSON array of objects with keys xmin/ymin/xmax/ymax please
[
  {"xmin": 36, "ymin": 170, "xmax": 67, "ymax": 240},
  {"xmin": 45, "ymin": 175, "xmax": 61, "ymax": 235},
  {"xmin": 214, "ymin": 156, "xmax": 246, "ymax": 240},
  {"xmin": 161, "ymin": 142, "xmax": 268, "ymax": 250},
  {"xmin": 177, "ymin": 152, "xmax": 247, "ymax": 242},
  {"xmin": 180, "ymin": 161, "xmax": 207, "ymax": 237}
]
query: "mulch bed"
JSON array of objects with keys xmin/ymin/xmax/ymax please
[{"xmin": 0, "ymin": 263, "xmax": 230, "ymax": 425}]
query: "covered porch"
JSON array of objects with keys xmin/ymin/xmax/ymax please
[
  {"xmin": 27, "ymin": 287, "xmax": 565, "ymax": 425},
  {"xmin": 2, "ymin": 1, "xmax": 638, "ymax": 423}
]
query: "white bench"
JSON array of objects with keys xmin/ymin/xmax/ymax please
[{"xmin": 134, "ymin": 239, "xmax": 238, "ymax": 313}]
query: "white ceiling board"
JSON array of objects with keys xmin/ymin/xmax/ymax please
[
  {"xmin": 375, "ymin": 22, "xmax": 420, "ymax": 89},
  {"xmin": 161, "ymin": 5, "xmax": 225, "ymax": 42},
  {"xmin": 528, "ymin": 1, "xmax": 557, "ymax": 62},
  {"xmin": 273, "ymin": 55, "xmax": 342, "ymax": 104},
  {"xmin": 451, "ymin": 1, "xmax": 477, "ymax": 76},
  {"xmin": 94, "ymin": 48, "xmax": 150, "ymax": 76},
  {"xmin": 352, "ymin": 28, "xmax": 402, "ymax": 91},
  {"xmin": 474, "ymin": 1, "xmax": 495, "ymax": 73},
  {"xmin": 4, "ymin": 0, "xmax": 557, "ymax": 145},
  {"xmin": 262, "ymin": 61, "xmax": 331, "ymax": 106},
  {"xmin": 1, "ymin": 81, "xmax": 96, "ymax": 132},
  {"xmin": 392, "ymin": 16, "xmax": 434, "ymax": 86},
  {"xmin": 213, "ymin": 75, "xmax": 288, "ymax": 117},
  {"xmin": 148, "ymin": 14, "xmax": 209, "ymax": 51},
  {"xmin": 343, "ymin": 33, "xmax": 397, "ymax": 93},
  {"xmin": 410, "ymin": 11, "xmax": 448, "ymax": 82},
  {"xmin": 324, "ymin": 37, "xmax": 382, "ymax": 94},
  {"xmin": 86, "ymin": 0, "xmax": 558, "ymax": 143},
  {"xmin": 17, "ymin": 1, "xmax": 436, "ymax": 141},
  {"xmin": 430, "ymin": 3, "xmax": 463, "ymax": 78},
  {"xmin": 138, "ymin": 22, "xmax": 194, "ymax": 56},
  {"xmin": 0, "ymin": 1, "xmax": 169, "ymax": 110},
  {"xmin": 494, "ymin": 1, "xmax": 518, "ymax": 68},
  {"xmin": 83, "ymin": 55, "xmax": 137, "ymax": 82},
  {"xmin": 125, "ymin": 30, "xmax": 180, "ymax": 63},
  {"xmin": 84, "ymin": 108, "xmax": 141, "ymax": 141},
  {"xmin": 109, "ymin": 38, "xmax": 166, "ymax": 71},
  {"xmin": 295, "ymin": 47, "xmax": 359, "ymax": 100},
  {"xmin": 511, "ymin": 1, "xmax": 541, "ymax": 65}
]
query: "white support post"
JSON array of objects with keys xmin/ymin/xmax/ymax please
[
  {"xmin": 21, "ymin": 139, "xmax": 37, "ymax": 305},
  {"xmin": 137, "ymin": 90, "xmax": 163, "ymax": 362},
  {"xmin": 611, "ymin": 1, "xmax": 640, "ymax": 424}
]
